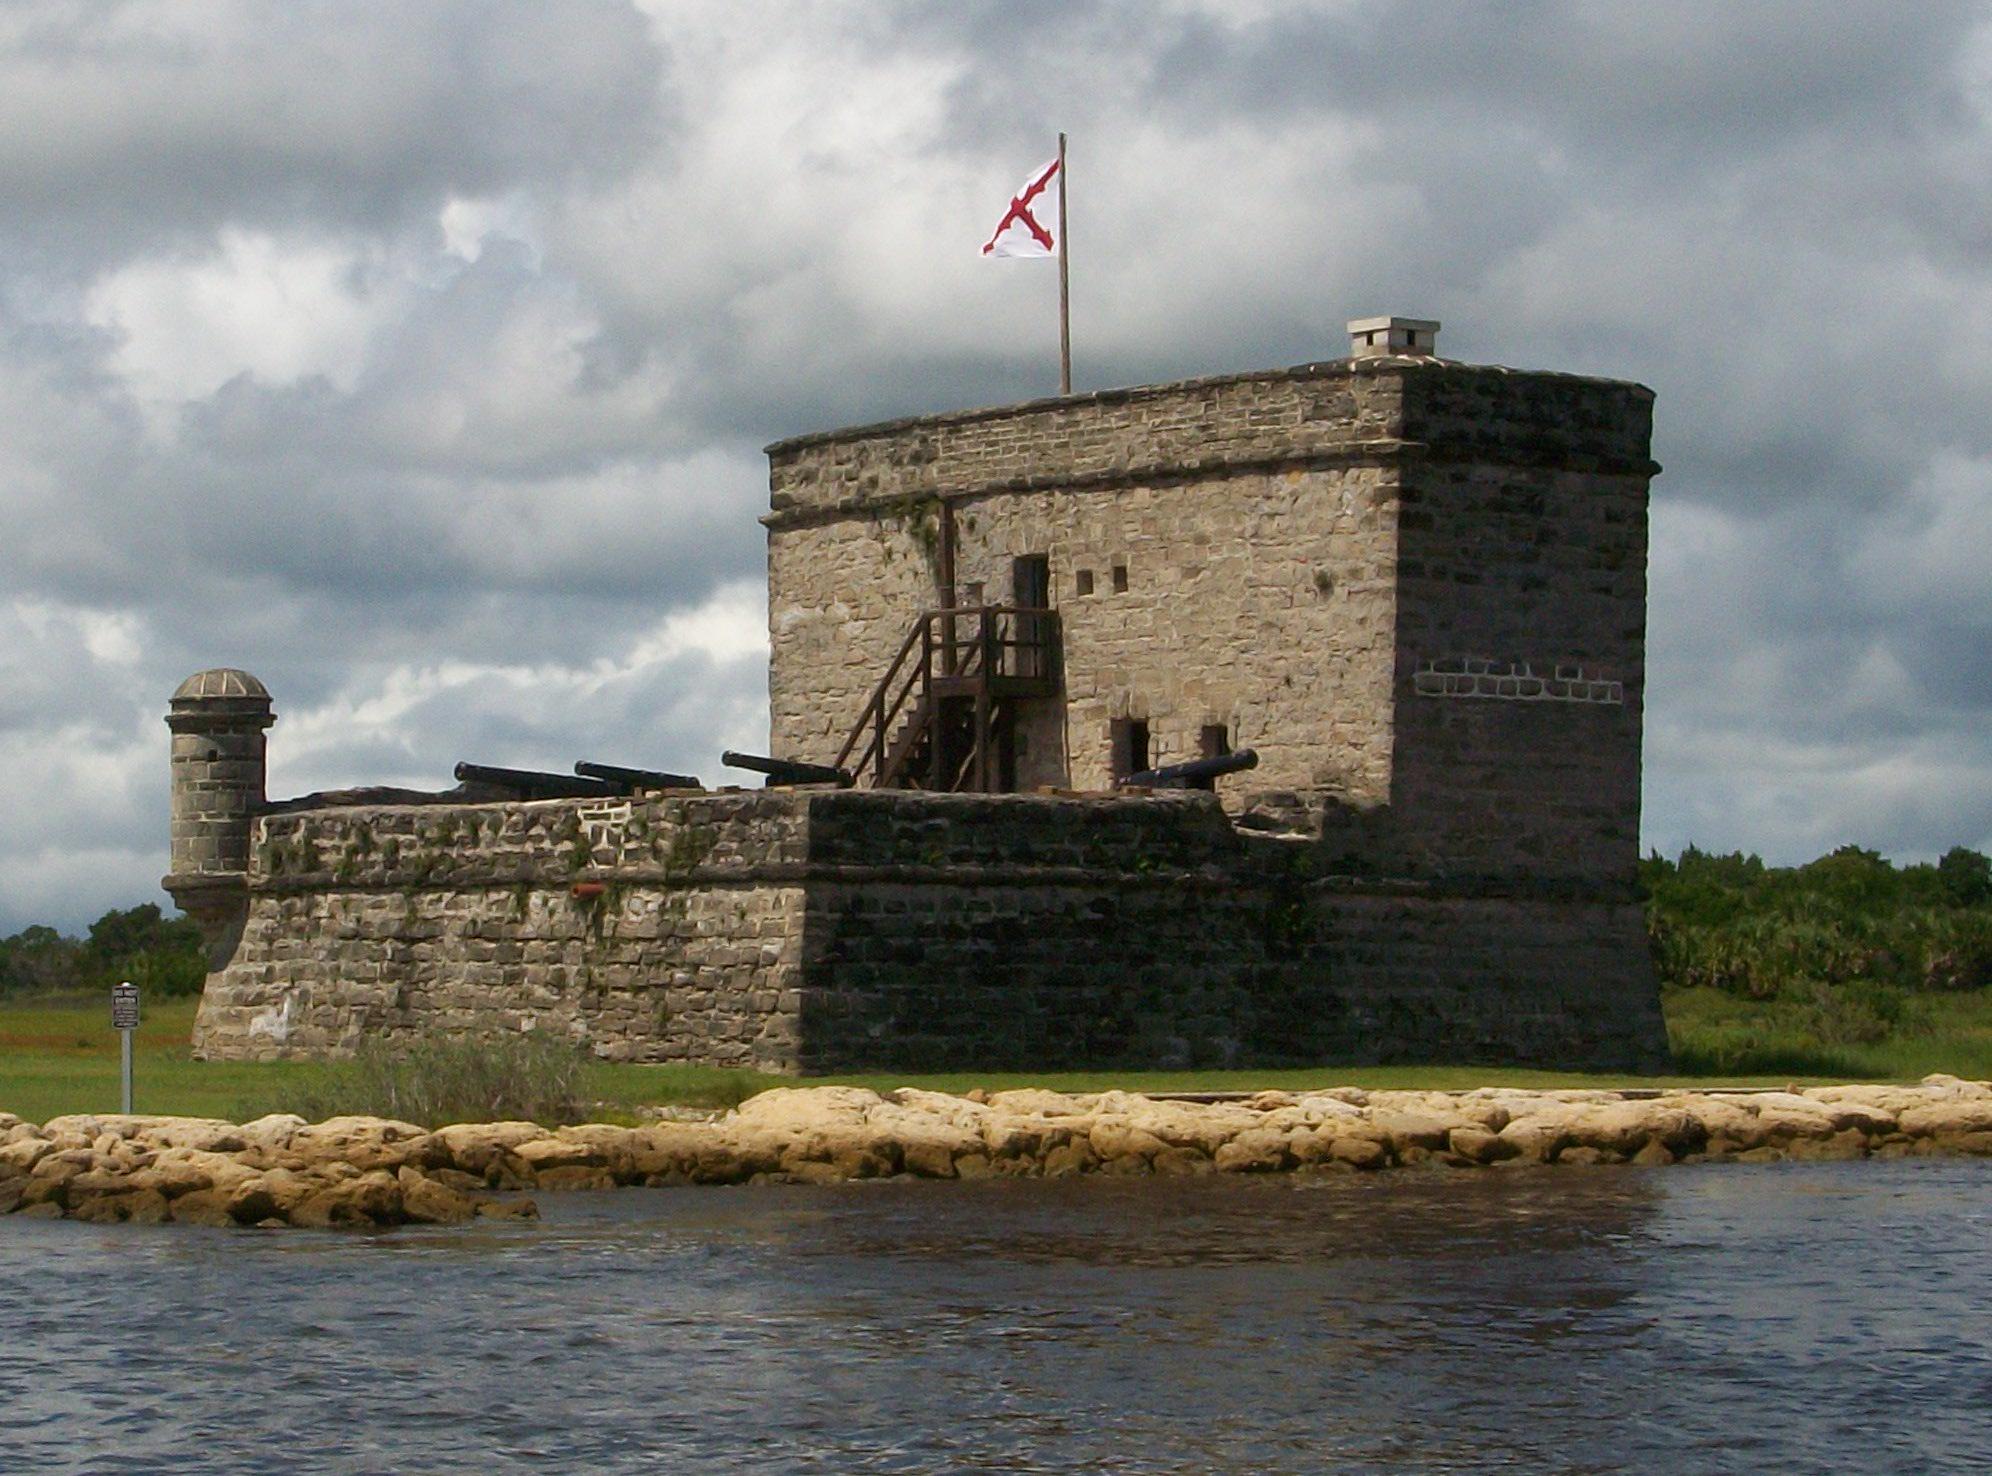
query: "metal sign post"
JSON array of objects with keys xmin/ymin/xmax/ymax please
[{"xmin": 111, "ymin": 982, "xmax": 140, "ymax": 1114}]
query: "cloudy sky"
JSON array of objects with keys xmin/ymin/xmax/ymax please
[{"xmin": 3, "ymin": 0, "xmax": 1989, "ymax": 933}]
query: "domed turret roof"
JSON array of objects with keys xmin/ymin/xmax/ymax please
[{"xmin": 171, "ymin": 668, "xmax": 271, "ymax": 702}]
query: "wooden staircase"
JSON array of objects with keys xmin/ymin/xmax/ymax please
[{"xmin": 833, "ymin": 605, "xmax": 1060, "ymax": 791}]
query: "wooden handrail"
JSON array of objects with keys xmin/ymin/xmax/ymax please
[
  {"xmin": 832, "ymin": 604, "xmax": 1061, "ymax": 786},
  {"xmin": 833, "ymin": 611, "xmax": 930, "ymax": 773}
]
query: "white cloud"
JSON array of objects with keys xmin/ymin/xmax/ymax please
[
  {"xmin": 265, "ymin": 578, "xmax": 768, "ymax": 798},
  {"xmin": 86, "ymin": 229, "xmax": 408, "ymax": 409}
]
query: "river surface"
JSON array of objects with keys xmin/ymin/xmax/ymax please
[{"xmin": 3, "ymin": 1158, "xmax": 1990, "ymax": 1474}]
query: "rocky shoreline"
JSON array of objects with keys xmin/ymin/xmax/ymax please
[{"xmin": 6, "ymin": 1075, "xmax": 1992, "ymax": 1229}]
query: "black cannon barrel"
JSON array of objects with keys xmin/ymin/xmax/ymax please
[
  {"xmin": 1117, "ymin": 748, "xmax": 1260, "ymax": 789},
  {"xmin": 574, "ymin": 761, "xmax": 702, "ymax": 791},
  {"xmin": 454, "ymin": 762, "xmax": 629, "ymax": 799},
  {"xmin": 720, "ymin": 751, "xmax": 852, "ymax": 787}
]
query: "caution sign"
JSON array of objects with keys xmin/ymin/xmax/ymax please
[{"xmin": 111, "ymin": 982, "xmax": 140, "ymax": 1031}]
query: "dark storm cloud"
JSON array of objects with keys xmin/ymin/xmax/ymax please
[{"xmin": 2, "ymin": 0, "xmax": 1990, "ymax": 930}]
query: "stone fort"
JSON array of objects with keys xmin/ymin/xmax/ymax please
[{"xmin": 169, "ymin": 316, "xmax": 1670, "ymax": 1072}]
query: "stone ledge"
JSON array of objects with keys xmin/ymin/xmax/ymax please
[
  {"xmin": 763, "ymin": 441, "xmax": 1662, "ymax": 529},
  {"xmin": 763, "ymin": 357, "xmax": 1655, "ymax": 457}
]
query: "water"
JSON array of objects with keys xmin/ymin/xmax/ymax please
[{"xmin": 4, "ymin": 1159, "xmax": 1990, "ymax": 1474}]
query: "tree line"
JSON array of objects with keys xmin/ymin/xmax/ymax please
[
  {"xmin": 1643, "ymin": 844, "xmax": 1992, "ymax": 998},
  {"xmin": 0, "ymin": 904, "xmax": 208, "ymax": 998}
]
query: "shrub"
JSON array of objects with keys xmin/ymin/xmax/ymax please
[
  {"xmin": 269, "ymin": 1031, "xmax": 595, "ymax": 1128},
  {"xmin": 1939, "ymin": 847, "xmax": 1992, "ymax": 908},
  {"xmin": 1646, "ymin": 844, "xmax": 1992, "ymax": 1002}
]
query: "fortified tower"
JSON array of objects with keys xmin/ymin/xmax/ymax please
[
  {"xmin": 171, "ymin": 317, "xmax": 1670, "ymax": 1073},
  {"xmin": 162, "ymin": 668, "xmax": 274, "ymax": 966},
  {"xmin": 763, "ymin": 316, "xmax": 1656, "ymax": 889}
]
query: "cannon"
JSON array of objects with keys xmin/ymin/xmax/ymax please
[
  {"xmin": 574, "ymin": 761, "xmax": 702, "ymax": 791},
  {"xmin": 720, "ymin": 751, "xmax": 853, "ymax": 787},
  {"xmin": 1116, "ymin": 748, "xmax": 1260, "ymax": 790},
  {"xmin": 453, "ymin": 762, "xmax": 628, "ymax": 800}
]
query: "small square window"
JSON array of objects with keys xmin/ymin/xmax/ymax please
[
  {"xmin": 1076, "ymin": 569, "xmax": 1094, "ymax": 596},
  {"xmin": 1111, "ymin": 563, "xmax": 1129, "ymax": 593}
]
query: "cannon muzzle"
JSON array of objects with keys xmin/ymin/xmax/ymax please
[
  {"xmin": 1117, "ymin": 748, "xmax": 1260, "ymax": 790},
  {"xmin": 720, "ymin": 751, "xmax": 852, "ymax": 787},
  {"xmin": 454, "ymin": 762, "xmax": 628, "ymax": 799},
  {"xmin": 575, "ymin": 761, "xmax": 702, "ymax": 791}
]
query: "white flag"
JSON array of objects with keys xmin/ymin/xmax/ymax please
[{"xmin": 980, "ymin": 156, "xmax": 1061, "ymax": 258}]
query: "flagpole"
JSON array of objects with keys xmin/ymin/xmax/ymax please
[{"xmin": 1057, "ymin": 131, "xmax": 1071, "ymax": 395}]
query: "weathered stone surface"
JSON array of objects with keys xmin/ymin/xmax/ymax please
[
  {"xmin": 290, "ymin": 1170, "xmax": 404, "ymax": 1229},
  {"xmin": 11, "ymin": 1081, "xmax": 1992, "ymax": 1228},
  {"xmin": 431, "ymin": 1122, "xmax": 546, "ymax": 1177},
  {"xmin": 288, "ymin": 1117, "xmax": 431, "ymax": 1172},
  {"xmin": 394, "ymin": 1166, "xmax": 477, "ymax": 1223},
  {"xmin": 178, "ymin": 780, "xmax": 1672, "ymax": 1075}
]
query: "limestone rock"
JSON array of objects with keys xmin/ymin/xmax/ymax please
[
  {"xmin": 290, "ymin": 1169, "xmax": 405, "ymax": 1228},
  {"xmin": 288, "ymin": 1116, "xmax": 433, "ymax": 1172},
  {"xmin": 1448, "ymin": 1126, "xmax": 1515, "ymax": 1165},
  {"xmin": 430, "ymin": 1121, "xmax": 547, "ymax": 1177},
  {"xmin": 166, "ymin": 1189, "xmax": 237, "ymax": 1227},
  {"xmin": 474, "ymin": 1196, "xmax": 540, "ymax": 1220},
  {"xmin": 69, "ymin": 1188, "xmax": 170, "ymax": 1224},
  {"xmin": 1214, "ymin": 1127, "xmax": 1293, "ymax": 1172},
  {"xmin": 395, "ymin": 1166, "xmax": 478, "ymax": 1224},
  {"xmin": 0, "ymin": 1137, "xmax": 52, "ymax": 1176},
  {"xmin": 1899, "ymin": 1101, "xmax": 1992, "ymax": 1139},
  {"xmin": 1328, "ymin": 1135, "xmax": 1390, "ymax": 1170}
]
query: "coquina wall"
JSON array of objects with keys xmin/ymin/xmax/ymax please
[
  {"xmin": 191, "ymin": 787, "xmax": 1668, "ymax": 1073},
  {"xmin": 1373, "ymin": 366, "xmax": 1655, "ymax": 880},
  {"xmin": 763, "ymin": 356, "xmax": 1655, "ymax": 850},
  {"xmin": 764, "ymin": 367, "xmax": 1408, "ymax": 813},
  {"xmin": 192, "ymin": 791, "xmax": 813, "ymax": 1068}
]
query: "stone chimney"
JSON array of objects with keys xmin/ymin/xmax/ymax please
[
  {"xmin": 163, "ymin": 668, "xmax": 274, "ymax": 964},
  {"xmin": 1347, "ymin": 316, "xmax": 1440, "ymax": 358}
]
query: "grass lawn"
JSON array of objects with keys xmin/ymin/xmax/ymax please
[{"xmin": 4, "ymin": 988, "xmax": 1989, "ymax": 1125}]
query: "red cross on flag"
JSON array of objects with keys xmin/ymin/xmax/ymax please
[{"xmin": 980, "ymin": 156, "xmax": 1061, "ymax": 258}]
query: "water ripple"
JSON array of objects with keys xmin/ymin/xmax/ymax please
[{"xmin": 3, "ymin": 1161, "xmax": 1991, "ymax": 1472}]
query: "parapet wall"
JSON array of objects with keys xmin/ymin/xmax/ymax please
[
  {"xmin": 764, "ymin": 365, "xmax": 1406, "ymax": 519},
  {"xmin": 192, "ymin": 791, "xmax": 813, "ymax": 1068},
  {"xmin": 192, "ymin": 788, "xmax": 1668, "ymax": 1073}
]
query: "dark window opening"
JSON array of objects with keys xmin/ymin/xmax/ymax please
[
  {"xmin": 1192, "ymin": 724, "xmax": 1230, "ymax": 790},
  {"xmin": 1012, "ymin": 555, "xmax": 1051, "ymax": 679},
  {"xmin": 1110, "ymin": 718, "xmax": 1150, "ymax": 781},
  {"xmin": 1012, "ymin": 554, "xmax": 1050, "ymax": 607},
  {"xmin": 1076, "ymin": 569, "xmax": 1094, "ymax": 596},
  {"xmin": 1111, "ymin": 563, "xmax": 1129, "ymax": 593}
]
